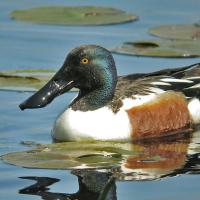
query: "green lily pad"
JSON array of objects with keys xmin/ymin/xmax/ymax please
[
  {"xmin": 10, "ymin": 6, "xmax": 137, "ymax": 26},
  {"xmin": 2, "ymin": 141, "xmax": 137, "ymax": 169},
  {"xmin": 112, "ymin": 39, "xmax": 200, "ymax": 58},
  {"xmin": 2, "ymin": 133, "xmax": 193, "ymax": 181},
  {"xmin": 149, "ymin": 24, "xmax": 200, "ymax": 40},
  {"xmin": 0, "ymin": 69, "xmax": 55, "ymax": 92},
  {"xmin": 0, "ymin": 69, "xmax": 77, "ymax": 92}
]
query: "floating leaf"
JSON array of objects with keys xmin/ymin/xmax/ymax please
[
  {"xmin": 0, "ymin": 69, "xmax": 77, "ymax": 92},
  {"xmin": 149, "ymin": 24, "xmax": 200, "ymax": 40},
  {"xmin": 112, "ymin": 39, "xmax": 200, "ymax": 58},
  {"xmin": 10, "ymin": 6, "xmax": 137, "ymax": 26},
  {"xmin": 2, "ymin": 141, "xmax": 137, "ymax": 170},
  {"xmin": 2, "ymin": 132, "xmax": 198, "ymax": 181},
  {"xmin": 0, "ymin": 69, "xmax": 54, "ymax": 92}
]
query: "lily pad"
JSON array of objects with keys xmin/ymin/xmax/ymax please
[
  {"xmin": 0, "ymin": 69, "xmax": 54, "ymax": 92},
  {"xmin": 2, "ymin": 141, "xmax": 137, "ymax": 169},
  {"xmin": 0, "ymin": 69, "xmax": 77, "ymax": 92},
  {"xmin": 112, "ymin": 39, "xmax": 200, "ymax": 58},
  {"xmin": 149, "ymin": 24, "xmax": 200, "ymax": 40},
  {"xmin": 2, "ymin": 133, "xmax": 196, "ymax": 181},
  {"xmin": 10, "ymin": 6, "xmax": 137, "ymax": 26}
]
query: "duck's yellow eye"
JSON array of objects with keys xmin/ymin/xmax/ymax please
[{"xmin": 81, "ymin": 58, "xmax": 89, "ymax": 64}]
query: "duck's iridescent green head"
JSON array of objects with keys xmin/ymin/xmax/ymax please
[{"xmin": 19, "ymin": 45, "xmax": 117, "ymax": 111}]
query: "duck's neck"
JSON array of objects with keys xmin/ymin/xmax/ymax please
[{"xmin": 70, "ymin": 71, "xmax": 117, "ymax": 111}]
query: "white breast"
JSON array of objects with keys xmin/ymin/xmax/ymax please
[{"xmin": 52, "ymin": 106, "xmax": 132, "ymax": 141}]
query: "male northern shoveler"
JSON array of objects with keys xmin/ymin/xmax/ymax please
[{"xmin": 19, "ymin": 45, "xmax": 200, "ymax": 141}]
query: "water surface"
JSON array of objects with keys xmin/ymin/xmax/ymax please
[{"xmin": 0, "ymin": 0, "xmax": 200, "ymax": 199}]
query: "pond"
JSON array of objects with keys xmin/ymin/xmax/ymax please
[{"xmin": 0, "ymin": 0, "xmax": 200, "ymax": 200}]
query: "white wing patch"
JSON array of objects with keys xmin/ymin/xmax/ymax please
[
  {"xmin": 149, "ymin": 87, "xmax": 165, "ymax": 94},
  {"xmin": 186, "ymin": 76, "xmax": 200, "ymax": 80},
  {"xmin": 160, "ymin": 78, "xmax": 193, "ymax": 83},
  {"xmin": 151, "ymin": 81, "xmax": 171, "ymax": 86},
  {"xmin": 186, "ymin": 83, "xmax": 200, "ymax": 89}
]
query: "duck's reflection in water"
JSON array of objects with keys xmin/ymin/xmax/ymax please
[
  {"xmin": 19, "ymin": 170, "xmax": 116, "ymax": 200},
  {"xmin": 19, "ymin": 130, "xmax": 200, "ymax": 200}
]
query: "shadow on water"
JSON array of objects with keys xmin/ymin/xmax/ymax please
[{"xmin": 18, "ymin": 129, "xmax": 200, "ymax": 200}]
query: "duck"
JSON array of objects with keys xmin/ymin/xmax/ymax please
[{"xmin": 19, "ymin": 45, "xmax": 200, "ymax": 141}]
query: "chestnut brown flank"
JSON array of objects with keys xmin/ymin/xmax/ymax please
[{"xmin": 126, "ymin": 91, "xmax": 191, "ymax": 139}]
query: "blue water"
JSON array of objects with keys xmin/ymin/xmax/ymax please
[{"xmin": 0, "ymin": 0, "xmax": 200, "ymax": 199}]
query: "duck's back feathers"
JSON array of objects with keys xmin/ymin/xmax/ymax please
[{"xmin": 114, "ymin": 63, "xmax": 200, "ymax": 102}]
